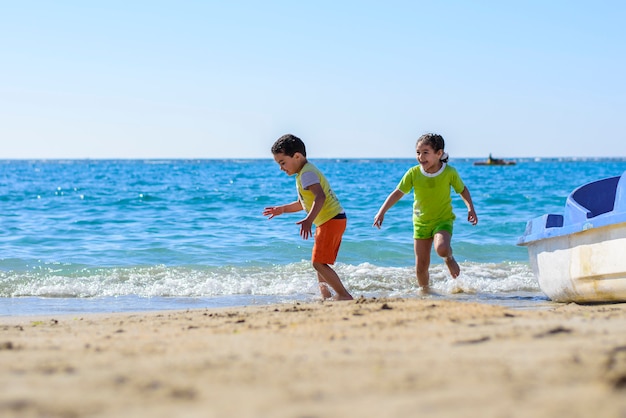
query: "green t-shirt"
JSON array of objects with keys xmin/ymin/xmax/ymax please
[
  {"xmin": 397, "ymin": 163, "xmax": 465, "ymax": 224},
  {"xmin": 296, "ymin": 162, "xmax": 343, "ymax": 226}
]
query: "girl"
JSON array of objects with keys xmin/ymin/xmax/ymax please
[{"xmin": 373, "ymin": 133, "xmax": 478, "ymax": 290}]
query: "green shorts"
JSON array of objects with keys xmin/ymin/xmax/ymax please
[{"xmin": 413, "ymin": 219, "xmax": 454, "ymax": 240}]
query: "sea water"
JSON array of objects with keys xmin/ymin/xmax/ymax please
[{"xmin": 2, "ymin": 158, "xmax": 626, "ymax": 316}]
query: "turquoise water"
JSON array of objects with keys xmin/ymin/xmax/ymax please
[{"xmin": 2, "ymin": 158, "xmax": 626, "ymax": 315}]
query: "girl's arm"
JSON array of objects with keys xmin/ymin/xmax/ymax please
[
  {"xmin": 263, "ymin": 201, "xmax": 302, "ymax": 219},
  {"xmin": 373, "ymin": 189, "xmax": 405, "ymax": 228},
  {"xmin": 460, "ymin": 187, "xmax": 478, "ymax": 225}
]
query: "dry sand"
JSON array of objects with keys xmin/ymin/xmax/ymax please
[{"xmin": 1, "ymin": 297, "xmax": 626, "ymax": 418}]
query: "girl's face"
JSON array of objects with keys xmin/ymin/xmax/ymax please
[{"xmin": 416, "ymin": 142, "xmax": 444, "ymax": 173}]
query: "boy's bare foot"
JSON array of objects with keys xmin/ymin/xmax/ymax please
[
  {"xmin": 332, "ymin": 294, "xmax": 354, "ymax": 301},
  {"xmin": 444, "ymin": 256, "xmax": 460, "ymax": 278},
  {"xmin": 319, "ymin": 282, "xmax": 332, "ymax": 299}
]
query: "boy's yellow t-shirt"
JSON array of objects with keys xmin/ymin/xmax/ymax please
[
  {"xmin": 397, "ymin": 163, "xmax": 465, "ymax": 224},
  {"xmin": 296, "ymin": 162, "xmax": 343, "ymax": 226}
]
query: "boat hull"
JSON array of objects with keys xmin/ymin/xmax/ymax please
[{"xmin": 525, "ymin": 222, "xmax": 626, "ymax": 303}]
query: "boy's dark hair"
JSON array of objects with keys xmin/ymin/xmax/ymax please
[
  {"xmin": 417, "ymin": 133, "xmax": 448, "ymax": 163},
  {"xmin": 272, "ymin": 134, "xmax": 307, "ymax": 157}
]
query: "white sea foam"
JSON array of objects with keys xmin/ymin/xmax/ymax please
[{"xmin": 1, "ymin": 261, "xmax": 538, "ymax": 299}]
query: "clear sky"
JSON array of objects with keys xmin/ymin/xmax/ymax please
[{"xmin": 2, "ymin": 1, "xmax": 625, "ymax": 159}]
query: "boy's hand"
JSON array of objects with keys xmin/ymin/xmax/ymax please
[
  {"xmin": 296, "ymin": 218, "xmax": 313, "ymax": 240},
  {"xmin": 263, "ymin": 206, "xmax": 283, "ymax": 219}
]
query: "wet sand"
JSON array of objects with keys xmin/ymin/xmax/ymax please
[{"xmin": 1, "ymin": 298, "xmax": 626, "ymax": 417}]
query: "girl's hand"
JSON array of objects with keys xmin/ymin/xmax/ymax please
[
  {"xmin": 263, "ymin": 206, "xmax": 283, "ymax": 219},
  {"xmin": 296, "ymin": 218, "xmax": 313, "ymax": 240},
  {"xmin": 467, "ymin": 209, "xmax": 478, "ymax": 225},
  {"xmin": 373, "ymin": 213, "xmax": 384, "ymax": 229}
]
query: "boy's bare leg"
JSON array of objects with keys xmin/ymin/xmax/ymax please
[
  {"xmin": 317, "ymin": 273, "xmax": 333, "ymax": 299},
  {"xmin": 434, "ymin": 231, "xmax": 460, "ymax": 278},
  {"xmin": 313, "ymin": 262, "xmax": 353, "ymax": 300},
  {"xmin": 414, "ymin": 239, "xmax": 433, "ymax": 289}
]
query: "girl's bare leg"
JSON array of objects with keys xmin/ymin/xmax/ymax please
[
  {"xmin": 414, "ymin": 238, "xmax": 433, "ymax": 289},
  {"xmin": 434, "ymin": 231, "xmax": 460, "ymax": 278}
]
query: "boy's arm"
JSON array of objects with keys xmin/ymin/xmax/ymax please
[
  {"xmin": 460, "ymin": 187, "xmax": 478, "ymax": 225},
  {"xmin": 263, "ymin": 201, "xmax": 302, "ymax": 219},
  {"xmin": 373, "ymin": 189, "xmax": 405, "ymax": 228},
  {"xmin": 296, "ymin": 183, "xmax": 325, "ymax": 240}
]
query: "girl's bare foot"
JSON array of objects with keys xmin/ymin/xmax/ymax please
[
  {"xmin": 332, "ymin": 294, "xmax": 354, "ymax": 301},
  {"xmin": 444, "ymin": 256, "xmax": 460, "ymax": 278},
  {"xmin": 418, "ymin": 285, "xmax": 441, "ymax": 296}
]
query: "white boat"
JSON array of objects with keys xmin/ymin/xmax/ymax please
[{"xmin": 517, "ymin": 171, "xmax": 626, "ymax": 303}]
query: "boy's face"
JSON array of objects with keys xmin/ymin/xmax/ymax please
[{"xmin": 273, "ymin": 152, "xmax": 305, "ymax": 176}]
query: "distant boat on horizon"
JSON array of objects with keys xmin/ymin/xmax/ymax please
[{"xmin": 473, "ymin": 153, "xmax": 516, "ymax": 166}]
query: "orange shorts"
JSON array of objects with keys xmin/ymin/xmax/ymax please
[{"xmin": 312, "ymin": 217, "xmax": 347, "ymax": 264}]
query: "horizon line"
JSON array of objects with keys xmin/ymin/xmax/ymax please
[{"xmin": 1, "ymin": 156, "xmax": 625, "ymax": 162}]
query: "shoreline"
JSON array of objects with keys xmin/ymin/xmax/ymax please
[
  {"xmin": 0, "ymin": 288, "xmax": 552, "ymax": 318},
  {"xmin": 2, "ymin": 297, "xmax": 626, "ymax": 417}
]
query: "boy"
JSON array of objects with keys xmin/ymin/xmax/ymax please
[{"xmin": 263, "ymin": 134, "xmax": 353, "ymax": 300}]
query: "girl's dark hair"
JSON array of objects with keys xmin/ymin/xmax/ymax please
[
  {"xmin": 417, "ymin": 133, "xmax": 448, "ymax": 163},
  {"xmin": 271, "ymin": 134, "xmax": 307, "ymax": 157}
]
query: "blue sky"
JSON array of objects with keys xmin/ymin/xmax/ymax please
[{"xmin": 2, "ymin": 1, "xmax": 625, "ymax": 159}]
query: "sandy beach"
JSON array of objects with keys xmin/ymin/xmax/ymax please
[{"xmin": 1, "ymin": 298, "xmax": 626, "ymax": 418}]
